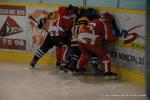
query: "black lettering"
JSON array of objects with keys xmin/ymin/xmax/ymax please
[
  {"xmin": 109, "ymin": 51, "xmax": 117, "ymax": 58},
  {"xmin": 138, "ymin": 57, "xmax": 144, "ymax": 65}
]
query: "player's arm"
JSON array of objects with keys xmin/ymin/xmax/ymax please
[{"xmin": 37, "ymin": 12, "xmax": 53, "ymax": 29}]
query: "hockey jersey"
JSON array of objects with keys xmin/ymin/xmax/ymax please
[
  {"xmin": 71, "ymin": 16, "xmax": 88, "ymax": 46},
  {"xmin": 78, "ymin": 18, "xmax": 118, "ymax": 45},
  {"xmin": 48, "ymin": 7, "xmax": 76, "ymax": 37}
]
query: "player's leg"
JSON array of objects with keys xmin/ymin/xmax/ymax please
[
  {"xmin": 90, "ymin": 46, "xmax": 118, "ymax": 79},
  {"xmin": 30, "ymin": 34, "xmax": 54, "ymax": 68},
  {"xmin": 90, "ymin": 54, "xmax": 101, "ymax": 76},
  {"xmin": 67, "ymin": 46, "xmax": 81, "ymax": 72},
  {"xmin": 74, "ymin": 43, "xmax": 91, "ymax": 75},
  {"xmin": 55, "ymin": 47, "xmax": 62, "ymax": 69},
  {"xmin": 59, "ymin": 45, "xmax": 70, "ymax": 71}
]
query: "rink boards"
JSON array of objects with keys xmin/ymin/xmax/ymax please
[{"xmin": 0, "ymin": 2, "xmax": 145, "ymax": 85}]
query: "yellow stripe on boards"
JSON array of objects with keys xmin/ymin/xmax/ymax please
[
  {"xmin": 0, "ymin": 2, "xmax": 145, "ymax": 14},
  {"xmin": 111, "ymin": 65, "xmax": 145, "ymax": 85},
  {"xmin": 94, "ymin": 7, "xmax": 145, "ymax": 15},
  {"xmin": 0, "ymin": 50, "xmax": 56, "ymax": 65},
  {"xmin": 115, "ymin": 39, "xmax": 144, "ymax": 52},
  {"xmin": 0, "ymin": 2, "xmax": 61, "ymax": 8}
]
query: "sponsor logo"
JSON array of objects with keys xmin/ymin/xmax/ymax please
[
  {"xmin": 0, "ymin": 16, "xmax": 23, "ymax": 37},
  {"xmin": 0, "ymin": 16, "xmax": 26, "ymax": 50},
  {"xmin": 0, "ymin": 5, "xmax": 26, "ymax": 16},
  {"xmin": 115, "ymin": 25, "xmax": 144, "ymax": 51},
  {"xmin": 109, "ymin": 51, "xmax": 145, "ymax": 65},
  {"xmin": 117, "ymin": 25, "xmax": 143, "ymax": 44},
  {"xmin": 0, "ymin": 38, "xmax": 26, "ymax": 50}
]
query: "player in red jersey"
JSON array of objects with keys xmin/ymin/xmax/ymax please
[
  {"xmin": 77, "ymin": 12, "xmax": 118, "ymax": 79},
  {"xmin": 30, "ymin": 5, "xmax": 77, "ymax": 70}
]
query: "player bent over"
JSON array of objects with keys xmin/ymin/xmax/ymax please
[
  {"xmin": 66, "ymin": 8, "xmax": 101, "ymax": 75},
  {"xmin": 77, "ymin": 12, "xmax": 119, "ymax": 80}
]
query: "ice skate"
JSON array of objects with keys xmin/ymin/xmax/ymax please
[
  {"xmin": 30, "ymin": 59, "xmax": 37, "ymax": 69},
  {"xmin": 65, "ymin": 67, "xmax": 85, "ymax": 75},
  {"xmin": 91, "ymin": 63, "xmax": 100, "ymax": 76},
  {"xmin": 56, "ymin": 59, "xmax": 60, "ymax": 66},
  {"xmin": 58, "ymin": 65, "xmax": 69, "ymax": 74},
  {"xmin": 104, "ymin": 72, "xmax": 118, "ymax": 80},
  {"xmin": 55, "ymin": 59, "xmax": 61, "ymax": 70},
  {"xmin": 72, "ymin": 68, "xmax": 86, "ymax": 75}
]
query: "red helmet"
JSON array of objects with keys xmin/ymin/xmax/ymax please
[
  {"xmin": 101, "ymin": 12, "xmax": 115, "ymax": 22},
  {"xmin": 58, "ymin": 5, "xmax": 77, "ymax": 16},
  {"xmin": 58, "ymin": 7, "xmax": 68, "ymax": 16}
]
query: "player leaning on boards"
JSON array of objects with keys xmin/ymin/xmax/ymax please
[
  {"xmin": 30, "ymin": 5, "xmax": 77, "ymax": 70},
  {"xmin": 75, "ymin": 12, "xmax": 119, "ymax": 80}
]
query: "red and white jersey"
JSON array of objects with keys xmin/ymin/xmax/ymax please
[
  {"xmin": 78, "ymin": 18, "xmax": 117, "ymax": 45},
  {"xmin": 58, "ymin": 14, "xmax": 76, "ymax": 32},
  {"xmin": 48, "ymin": 19, "xmax": 59, "ymax": 36},
  {"xmin": 48, "ymin": 15, "xmax": 75, "ymax": 36},
  {"xmin": 48, "ymin": 6, "xmax": 76, "ymax": 37}
]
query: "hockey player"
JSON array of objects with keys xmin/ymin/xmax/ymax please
[
  {"xmin": 67, "ymin": 8, "xmax": 101, "ymax": 75},
  {"xmin": 77, "ymin": 12, "xmax": 118, "ymax": 79},
  {"xmin": 30, "ymin": 11, "xmax": 57, "ymax": 68},
  {"xmin": 30, "ymin": 5, "xmax": 77, "ymax": 69},
  {"xmin": 91, "ymin": 12, "xmax": 120, "ymax": 76},
  {"xmin": 54, "ymin": 5, "xmax": 77, "ymax": 71},
  {"xmin": 66, "ymin": 8, "xmax": 89, "ymax": 73}
]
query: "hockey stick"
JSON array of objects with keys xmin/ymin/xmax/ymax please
[
  {"xmin": 29, "ymin": 15, "xmax": 38, "ymax": 24},
  {"xmin": 28, "ymin": 15, "xmax": 50, "ymax": 33}
]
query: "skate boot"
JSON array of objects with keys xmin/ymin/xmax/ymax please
[
  {"xmin": 104, "ymin": 72, "xmax": 118, "ymax": 80},
  {"xmin": 73, "ymin": 68, "xmax": 86, "ymax": 75},
  {"xmin": 30, "ymin": 58, "xmax": 37, "ymax": 69},
  {"xmin": 65, "ymin": 67, "xmax": 86, "ymax": 75},
  {"xmin": 55, "ymin": 59, "xmax": 61, "ymax": 70},
  {"xmin": 59, "ymin": 65, "xmax": 69, "ymax": 74},
  {"xmin": 65, "ymin": 66, "xmax": 77, "ymax": 75},
  {"xmin": 65, "ymin": 61, "xmax": 77, "ymax": 75},
  {"xmin": 91, "ymin": 63, "xmax": 100, "ymax": 76}
]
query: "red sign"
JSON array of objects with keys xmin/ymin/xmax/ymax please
[
  {"xmin": 0, "ymin": 5, "xmax": 26, "ymax": 16},
  {"xmin": 0, "ymin": 38, "xmax": 26, "ymax": 50}
]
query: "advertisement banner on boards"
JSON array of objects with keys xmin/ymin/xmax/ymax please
[
  {"xmin": 0, "ymin": 5, "xmax": 26, "ymax": 50},
  {"xmin": 104, "ymin": 11, "xmax": 145, "ymax": 72}
]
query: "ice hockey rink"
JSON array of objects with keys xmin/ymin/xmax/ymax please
[{"xmin": 0, "ymin": 62, "xmax": 147, "ymax": 100}]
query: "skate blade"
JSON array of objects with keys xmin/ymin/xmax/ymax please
[
  {"xmin": 59, "ymin": 70, "xmax": 66, "ymax": 75},
  {"xmin": 104, "ymin": 75, "xmax": 118, "ymax": 80},
  {"xmin": 67, "ymin": 71, "xmax": 74, "ymax": 75},
  {"xmin": 29, "ymin": 66, "xmax": 35, "ymax": 70}
]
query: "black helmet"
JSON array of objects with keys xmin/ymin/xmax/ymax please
[
  {"xmin": 67, "ymin": 4, "xmax": 78, "ymax": 14},
  {"xmin": 82, "ymin": 8, "xmax": 100, "ymax": 21}
]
